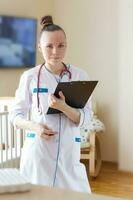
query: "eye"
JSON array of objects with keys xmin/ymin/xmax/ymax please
[
  {"xmin": 58, "ymin": 44, "xmax": 65, "ymax": 48},
  {"xmin": 46, "ymin": 45, "xmax": 53, "ymax": 48}
]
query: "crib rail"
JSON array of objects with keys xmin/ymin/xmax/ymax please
[{"xmin": 0, "ymin": 106, "xmax": 24, "ymax": 169}]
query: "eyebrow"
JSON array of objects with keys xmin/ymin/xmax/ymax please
[{"xmin": 46, "ymin": 42, "xmax": 66, "ymax": 45}]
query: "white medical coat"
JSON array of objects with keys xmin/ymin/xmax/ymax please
[{"xmin": 11, "ymin": 64, "xmax": 93, "ymax": 193}]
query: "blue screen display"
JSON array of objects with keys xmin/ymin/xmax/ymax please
[{"xmin": 0, "ymin": 16, "xmax": 37, "ymax": 68}]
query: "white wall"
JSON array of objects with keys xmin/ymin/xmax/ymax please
[
  {"xmin": 53, "ymin": 0, "xmax": 118, "ymax": 162},
  {"xmin": 0, "ymin": 0, "xmax": 53, "ymax": 96},
  {"xmin": 118, "ymin": 0, "xmax": 133, "ymax": 172}
]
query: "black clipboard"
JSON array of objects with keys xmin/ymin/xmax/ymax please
[{"xmin": 47, "ymin": 81, "xmax": 98, "ymax": 114}]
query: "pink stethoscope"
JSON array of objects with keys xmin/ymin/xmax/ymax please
[{"xmin": 37, "ymin": 62, "xmax": 72, "ymax": 113}]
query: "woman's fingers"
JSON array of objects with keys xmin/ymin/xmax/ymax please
[
  {"xmin": 40, "ymin": 133, "xmax": 54, "ymax": 140},
  {"xmin": 59, "ymin": 91, "xmax": 65, "ymax": 100},
  {"xmin": 44, "ymin": 125, "xmax": 55, "ymax": 135},
  {"xmin": 38, "ymin": 124, "xmax": 56, "ymax": 140},
  {"xmin": 48, "ymin": 93, "xmax": 66, "ymax": 111},
  {"xmin": 48, "ymin": 94, "xmax": 57, "ymax": 107}
]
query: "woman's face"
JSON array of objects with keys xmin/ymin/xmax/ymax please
[{"xmin": 39, "ymin": 30, "xmax": 67, "ymax": 66}]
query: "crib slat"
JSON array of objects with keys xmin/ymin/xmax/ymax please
[
  {"xmin": 10, "ymin": 123, "xmax": 14, "ymax": 168},
  {"xmin": 0, "ymin": 114, "xmax": 4, "ymax": 168},
  {"xmin": 5, "ymin": 113, "xmax": 9, "ymax": 168}
]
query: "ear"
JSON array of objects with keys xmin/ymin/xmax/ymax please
[{"xmin": 38, "ymin": 43, "xmax": 41, "ymax": 52}]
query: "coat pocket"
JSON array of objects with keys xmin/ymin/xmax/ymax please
[
  {"xmin": 72, "ymin": 136, "xmax": 81, "ymax": 164},
  {"xmin": 22, "ymin": 131, "xmax": 37, "ymax": 152}
]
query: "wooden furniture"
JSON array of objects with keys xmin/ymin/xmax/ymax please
[
  {"xmin": 81, "ymin": 131, "xmax": 102, "ymax": 178},
  {"xmin": 0, "ymin": 185, "xmax": 126, "ymax": 200},
  {"xmin": 80, "ymin": 114, "xmax": 104, "ymax": 178}
]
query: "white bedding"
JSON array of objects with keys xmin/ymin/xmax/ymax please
[
  {"xmin": 0, "ymin": 148, "xmax": 21, "ymax": 168},
  {"xmin": 0, "ymin": 168, "xmax": 31, "ymax": 193}
]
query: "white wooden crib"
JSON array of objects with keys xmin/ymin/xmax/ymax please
[{"xmin": 0, "ymin": 105, "xmax": 24, "ymax": 169}]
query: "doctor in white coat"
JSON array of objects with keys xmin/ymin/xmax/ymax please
[{"xmin": 11, "ymin": 15, "xmax": 93, "ymax": 193}]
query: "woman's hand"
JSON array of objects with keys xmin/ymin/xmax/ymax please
[
  {"xmin": 35, "ymin": 123, "xmax": 56, "ymax": 140},
  {"xmin": 48, "ymin": 91, "xmax": 66, "ymax": 111},
  {"xmin": 48, "ymin": 91, "xmax": 80, "ymax": 124},
  {"xmin": 14, "ymin": 118, "xmax": 56, "ymax": 140}
]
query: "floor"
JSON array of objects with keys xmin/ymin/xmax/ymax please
[{"xmin": 82, "ymin": 160, "xmax": 133, "ymax": 200}]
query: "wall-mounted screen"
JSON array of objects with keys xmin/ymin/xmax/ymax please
[{"xmin": 0, "ymin": 15, "xmax": 37, "ymax": 68}]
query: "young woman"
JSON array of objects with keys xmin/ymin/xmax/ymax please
[{"xmin": 11, "ymin": 15, "xmax": 93, "ymax": 193}]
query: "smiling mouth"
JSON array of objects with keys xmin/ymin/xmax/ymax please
[{"xmin": 51, "ymin": 57, "xmax": 60, "ymax": 60}]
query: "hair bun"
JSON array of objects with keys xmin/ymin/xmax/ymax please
[{"xmin": 40, "ymin": 15, "xmax": 53, "ymax": 27}]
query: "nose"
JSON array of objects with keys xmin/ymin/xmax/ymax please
[{"xmin": 52, "ymin": 47, "xmax": 58, "ymax": 54}]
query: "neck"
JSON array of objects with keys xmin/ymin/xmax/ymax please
[{"xmin": 45, "ymin": 63, "xmax": 65, "ymax": 75}]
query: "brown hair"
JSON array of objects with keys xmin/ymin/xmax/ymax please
[{"xmin": 40, "ymin": 15, "xmax": 66, "ymax": 37}]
